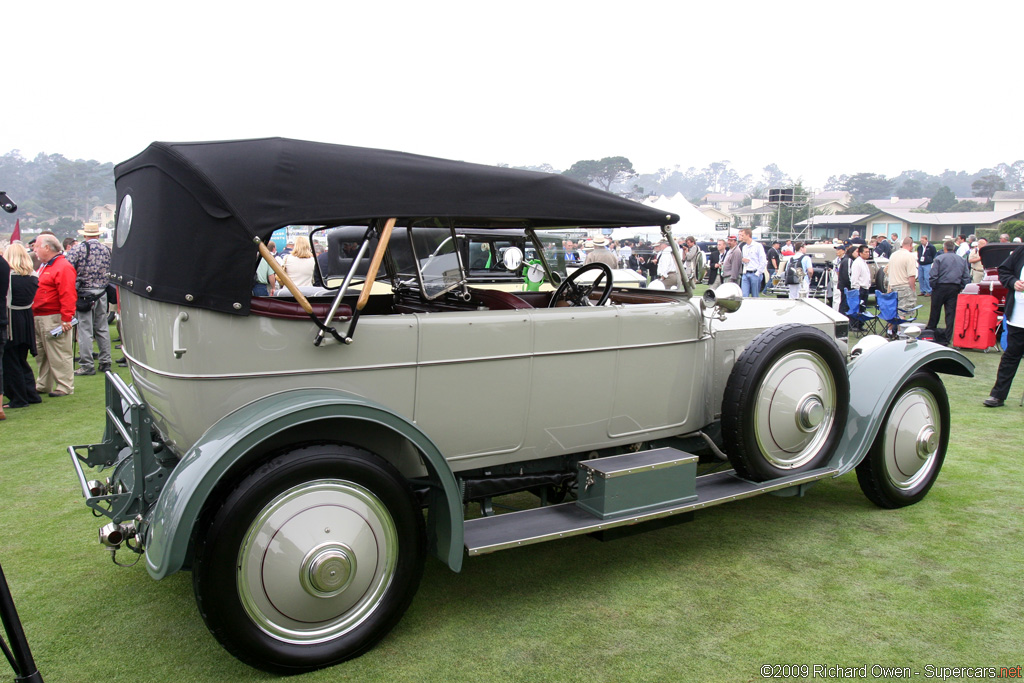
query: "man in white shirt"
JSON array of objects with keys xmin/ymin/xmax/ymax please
[
  {"xmin": 955, "ymin": 234, "xmax": 972, "ymax": 259},
  {"xmin": 738, "ymin": 228, "xmax": 766, "ymax": 297},
  {"xmin": 850, "ymin": 245, "xmax": 873, "ymax": 326},
  {"xmin": 654, "ymin": 239, "xmax": 680, "ymax": 289}
]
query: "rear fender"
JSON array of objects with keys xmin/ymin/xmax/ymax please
[
  {"xmin": 143, "ymin": 388, "xmax": 463, "ymax": 579},
  {"xmin": 830, "ymin": 338, "xmax": 974, "ymax": 475}
]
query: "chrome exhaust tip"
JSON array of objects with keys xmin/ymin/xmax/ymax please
[{"xmin": 99, "ymin": 523, "xmax": 126, "ymax": 548}]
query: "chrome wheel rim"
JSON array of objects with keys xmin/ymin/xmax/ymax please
[
  {"xmin": 754, "ymin": 350, "xmax": 837, "ymax": 469},
  {"xmin": 237, "ymin": 480, "xmax": 398, "ymax": 643},
  {"xmin": 881, "ymin": 388, "xmax": 941, "ymax": 490}
]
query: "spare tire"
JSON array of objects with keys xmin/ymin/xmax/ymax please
[{"xmin": 721, "ymin": 323, "xmax": 850, "ymax": 481}]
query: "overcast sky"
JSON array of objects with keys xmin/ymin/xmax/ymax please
[{"xmin": 6, "ymin": 1, "xmax": 1023, "ymax": 189}]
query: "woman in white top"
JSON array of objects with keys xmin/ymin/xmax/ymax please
[{"xmin": 281, "ymin": 236, "xmax": 316, "ymax": 288}]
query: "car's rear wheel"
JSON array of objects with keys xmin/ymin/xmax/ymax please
[
  {"xmin": 856, "ymin": 371, "xmax": 949, "ymax": 508},
  {"xmin": 192, "ymin": 444, "xmax": 425, "ymax": 674},
  {"xmin": 722, "ymin": 324, "xmax": 850, "ymax": 481}
]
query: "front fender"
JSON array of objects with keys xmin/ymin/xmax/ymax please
[
  {"xmin": 830, "ymin": 338, "xmax": 974, "ymax": 475},
  {"xmin": 143, "ymin": 388, "xmax": 463, "ymax": 579}
]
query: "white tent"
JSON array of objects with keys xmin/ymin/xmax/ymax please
[
  {"xmin": 610, "ymin": 225, "xmax": 660, "ymax": 241},
  {"xmin": 642, "ymin": 193, "xmax": 716, "ymax": 240}
]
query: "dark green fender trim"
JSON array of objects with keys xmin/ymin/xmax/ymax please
[
  {"xmin": 144, "ymin": 388, "xmax": 464, "ymax": 579},
  {"xmin": 829, "ymin": 339, "xmax": 975, "ymax": 476}
]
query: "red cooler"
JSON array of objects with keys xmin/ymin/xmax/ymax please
[{"xmin": 953, "ymin": 294, "xmax": 999, "ymax": 350}]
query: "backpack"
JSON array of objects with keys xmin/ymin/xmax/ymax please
[{"xmin": 784, "ymin": 255, "xmax": 805, "ymax": 285}]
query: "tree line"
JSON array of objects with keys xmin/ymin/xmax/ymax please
[
  {"xmin": 0, "ymin": 150, "xmax": 115, "ymax": 238},
  {"xmin": 4, "ymin": 148, "xmax": 1022, "ymax": 240},
  {"xmin": 516, "ymin": 158, "xmax": 1024, "ymax": 214}
]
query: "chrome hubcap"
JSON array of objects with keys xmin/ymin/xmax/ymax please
[
  {"xmin": 883, "ymin": 388, "xmax": 941, "ymax": 490},
  {"xmin": 916, "ymin": 426, "xmax": 938, "ymax": 459},
  {"xmin": 797, "ymin": 395, "xmax": 825, "ymax": 432},
  {"xmin": 301, "ymin": 543, "xmax": 357, "ymax": 598},
  {"xmin": 754, "ymin": 351, "xmax": 837, "ymax": 469},
  {"xmin": 237, "ymin": 480, "xmax": 398, "ymax": 644}
]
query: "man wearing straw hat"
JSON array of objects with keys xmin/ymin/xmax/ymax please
[
  {"xmin": 585, "ymin": 235, "xmax": 619, "ymax": 269},
  {"xmin": 65, "ymin": 222, "xmax": 112, "ymax": 376}
]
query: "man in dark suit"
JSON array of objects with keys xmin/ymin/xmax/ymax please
[
  {"xmin": 763, "ymin": 241, "xmax": 781, "ymax": 293},
  {"xmin": 837, "ymin": 246, "xmax": 855, "ymax": 315},
  {"xmin": 984, "ymin": 245, "xmax": 1024, "ymax": 407},
  {"xmin": 706, "ymin": 239, "xmax": 725, "ymax": 285},
  {"xmin": 917, "ymin": 235, "xmax": 937, "ymax": 296},
  {"xmin": 926, "ymin": 240, "xmax": 971, "ymax": 346}
]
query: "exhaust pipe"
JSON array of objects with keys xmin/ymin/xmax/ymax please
[{"xmin": 100, "ymin": 522, "xmax": 130, "ymax": 548}]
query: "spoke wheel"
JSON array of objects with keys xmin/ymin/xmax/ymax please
[
  {"xmin": 193, "ymin": 444, "xmax": 425, "ymax": 674},
  {"xmin": 856, "ymin": 371, "xmax": 949, "ymax": 508}
]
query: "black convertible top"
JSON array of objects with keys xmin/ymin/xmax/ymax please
[{"xmin": 112, "ymin": 138, "xmax": 678, "ymax": 315}]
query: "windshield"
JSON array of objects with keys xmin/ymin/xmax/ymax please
[
  {"xmin": 533, "ymin": 230, "xmax": 578, "ymax": 281},
  {"xmin": 389, "ymin": 225, "xmax": 465, "ymax": 299},
  {"xmin": 301, "ymin": 224, "xmax": 590, "ymax": 298}
]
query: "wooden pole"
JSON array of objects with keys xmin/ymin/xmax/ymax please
[{"xmin": 356, "ymin": 217, "xmax": 396, "ymax": 311}]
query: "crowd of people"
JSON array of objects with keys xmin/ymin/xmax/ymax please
[
  {"xmin": 2, "ymin": 225, "xmax": 1020, "ymax": 420},
  {"xmin": 0, "ymin": 223, "xmax": 113, "ymax": 420}
]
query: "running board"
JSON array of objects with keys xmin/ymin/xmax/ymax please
[{"xmin": 464, "ymin": 467, "xmax": 839, "ymax": 556}]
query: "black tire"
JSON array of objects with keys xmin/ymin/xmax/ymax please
[
  {"xmin": 874, "ymin": 266, "xmax": 888, "ymax": 293},
  {"xmin": 856, "ymin": 371, "xmax": 949, "ymax": 509},
  {"xmin": 192, "ymin": 444, "xmax": 425, "ymax": 674},
  {"xmin": 722, "ymin": 324, "xmax": 850, "ymax": 482}
]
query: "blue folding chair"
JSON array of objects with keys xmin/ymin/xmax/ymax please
[
  {"xmin": 845, "ymin": 288, "xmax": 877, "ymax": 336},
  {"xmin": 875, "ymin": 290, "xmax": 923, "ymax": 339}
]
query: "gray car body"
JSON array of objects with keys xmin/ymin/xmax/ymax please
[{"xmin": 119, "ymin": 284, "xmax": 971, "ymax": 577}]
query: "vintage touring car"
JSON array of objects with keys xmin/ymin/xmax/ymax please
[{"xmin": 70, "ymin": 138, "xmax": 973, "ymax": 674}]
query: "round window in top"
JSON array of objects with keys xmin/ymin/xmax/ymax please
[{"xmin": 116, "ymin": 194, "xmax": 133, "ymax": 248}]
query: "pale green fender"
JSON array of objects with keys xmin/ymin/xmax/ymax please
[
  {"xmin": 829, "ymin": 338, "xmax": 975, "ymax": 475},
  {"xmin": 143, "ymin": 388, "xmax": 464, "ymax": 579}
]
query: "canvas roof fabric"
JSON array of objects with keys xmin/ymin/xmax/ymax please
[{"xmin": 112, "ymin": 138, "xmax": 679, "ymax": 315}]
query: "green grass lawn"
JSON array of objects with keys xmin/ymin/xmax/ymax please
[{"xmin": 0, "ymin": 316, "xmax": 1021, "ymax": 683}]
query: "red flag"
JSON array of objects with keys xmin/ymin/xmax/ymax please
[{"xmin": 10, "ymin": 219, "xmax": 19, "ymax": 242}]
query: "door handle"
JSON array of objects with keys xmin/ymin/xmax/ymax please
[{"xmin": 172, "ymin": 311, "xmax": 189, "ymax": 358}]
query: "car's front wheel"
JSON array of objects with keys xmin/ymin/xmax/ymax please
[
  {"xmin": 856, "ymin": 371, "xmax": 949, "ymax": 508},
  {"xmin": 192, "ymin": 444, "xmax": 425, "ymax": 674}
]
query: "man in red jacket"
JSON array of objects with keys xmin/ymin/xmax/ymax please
[{"xmin": 32, "ymin": 234, "xmax": 77, "ymax": 397}]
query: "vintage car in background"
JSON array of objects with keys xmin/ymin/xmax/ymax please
[
  {"xmin": 765, "ymin": 243, "xmax": 835, "ymax": 299},
  {"xmin": 766, "ymin": 243, "xmax": 887, "ymax": 300},
  {"xmin": 956, "ymin": 242, "xmax": 1021, "ymax": 350},
  {"xmin": 962, "ymin": 243, "xmax": 1020, "ymax": 308},
  {"xmin": 70, "ymin": 138, "xmax": 973, "ymax": 674}
]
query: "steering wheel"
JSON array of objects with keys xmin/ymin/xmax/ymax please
[{"xmin": 548, "ymin": 262, "xmax": 614, "ymax": 307}]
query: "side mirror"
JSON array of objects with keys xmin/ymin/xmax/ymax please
[{"xmin": 502, "ymin": 246, "xmax": 524, "ymax": 271}]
